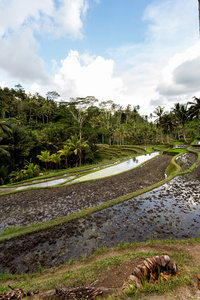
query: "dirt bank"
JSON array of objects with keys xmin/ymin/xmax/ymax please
[
  {"xmin": 0, "ymin": 153, "xmax": 199, "ymax": 274},
  {"xmin": 0, "ymin": 155, "xmax": 171, "ymax": 229}
]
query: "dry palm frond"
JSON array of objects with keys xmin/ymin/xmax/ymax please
[{"xmin": 123, "ymin": 254, "xmax": 179, "ymax": 290}]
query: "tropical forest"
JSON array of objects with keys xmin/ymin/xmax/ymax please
[
  {"xmin": 0, "ymin": 84, "xmax": 200, "ymax": 185},
  {"xmin": 1, "ymin": 85, "xmax": 200, "ymax": 299}
]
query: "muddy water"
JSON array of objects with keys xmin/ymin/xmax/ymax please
[
  {"xmin": 71, "ymin": 152, "xmax": 159, "ymax": 183},
  {"xmin": 0, "ymin": 169, "xmax": 200, "ymax": 274}
]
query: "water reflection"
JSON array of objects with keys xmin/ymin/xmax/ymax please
[
  {"xmin": 72, "ymin": 152, "xmax": 158, "ymax": 183},
  {"xmin": 6, "ymin": 152, "xmax": 158, "ymax": 192},
  {"xmin": 2, "ymin": 174, "xmax": 199, "ymax": 274},
  {"xmin": 14, "ymin": 176, "xmax": 75, "ymax": 191}
]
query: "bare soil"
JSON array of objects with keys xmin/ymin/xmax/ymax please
[
  {"xmin": 0, "ymin": 155, "xmax": 171, "ymax": 229},
  {"xmin": 17, "ymin": 243, "xmax": 200, "ymax": 299},
  {"xmin": 0, "ymin": 153, "xmax": 199, "ymax": 277}
]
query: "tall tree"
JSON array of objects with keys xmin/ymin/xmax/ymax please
[
  {"xmin": 188, "ymin": 96, "xmax": 200, "ymax": 137},
  {"xmin": 154, "ymin": 106, "xmax": 165, "ymax": 143},
  {"xmin": 172, "ymin": 103, "xmax": 189, "ymax": 143},
  {"xmin": 67, "ymin": 134, "xmax": 88, "ymax": 167},
  {"xmin": 67, "ymin": 97, "xmax": 98, "ymax": 140},
  {"xmin": 51, "ymin": 153, "xmax": 61, "ymax": 169},
  {"xmin": 58, "ymin": 145, "xmax": 72, "ymax": 168}
]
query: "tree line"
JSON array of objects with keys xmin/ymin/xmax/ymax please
[{"xmin": 0, "ymin": 84, "xmax": 200, "ymax": 184}]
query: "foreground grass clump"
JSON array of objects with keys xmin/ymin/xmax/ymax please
[{"xmin": 0, "ymin": 238, "xmax": 200, "ymax": 299}]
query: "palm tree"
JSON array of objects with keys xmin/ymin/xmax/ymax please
[
  {"xmin": 0, "ymin": 119, "xmax": 12, "ymax": 156},
  {"xmin": 154, "ymin": 106, "xmax": 165, "ymax": 143},
  {"xmin": 162, "ymin": 113, "xmax": 175, "ymax": 143},
  {"xmin": 0, "ymin": 119, "xmax": 12, "ymax": 136},
  {"xmin": 67, "ymin": 134, "xmax": 88, "ymax": 167},
  {"xmin": 188, "ymin": 96, "xmax": 200, "ymax": 137},
  {"xmin": 132, "ymin": 107, "xmax": 139, "ymax": 130},
  {"xmin": 37, "ymin": 150, "xmax": 51, "ymax": 169},
  {"xmin": 172, "ymin": 103, "xmax": 189, "ymax": 143},
  {"xmin": 57, "ymin": 145, "xmax": 72, "ymax": 168},
  {"xmin": 51, "ymin": 153, "xmax": 61, "ymax": 169}
]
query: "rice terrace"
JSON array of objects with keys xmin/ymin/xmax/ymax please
[{"xmin": 1, "ymin": 137, "xmax": 200, "ymax": 299}]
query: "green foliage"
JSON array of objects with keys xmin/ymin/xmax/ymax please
[
  {"xmin": 37, "ymin": 150, "xmax": 51, "ymax": 169},
  {"xmin": 1, "ymin": 85, "xmax": 200, "ymax": 184},
  {"xmin": 9, "ymin": 163, "xmax": 40, "ymax": 183}
]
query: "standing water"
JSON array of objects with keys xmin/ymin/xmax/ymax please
[{"xmin": 71, "ymin": 152, "xmax": 159, "ymax": 183}]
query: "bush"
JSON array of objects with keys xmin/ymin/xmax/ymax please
[{"xmin": 9, "ymin": 163, "xmax": 40, "ymax": 183}]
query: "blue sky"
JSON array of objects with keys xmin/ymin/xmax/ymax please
[{"xmin": 0, "ymin": 0, "xmax": 200, "ymax": 115}]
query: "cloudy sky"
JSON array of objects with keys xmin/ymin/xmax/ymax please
[{"xmin": 0, "ymin": 0, "xmax": 199, "ymax": 115}]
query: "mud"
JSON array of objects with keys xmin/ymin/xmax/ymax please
[
  {"xmin": 0, "ymin": 153, "xmax": 199, "ymax": 274},
  {"xmin": 0, "ymin": 155, "xmax": 171, "ymax": 230}
]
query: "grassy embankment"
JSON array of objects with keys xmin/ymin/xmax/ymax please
[
  {"xmin": 1, "ymin": 144, "xmax": 200, "ymax": 298},
  {"xmin": 0, "ymin": 144, "xmax": 198, "ymax": 243},
  {"xmin": 0, "ymin": 238, "xmax": 200, "ymax": 299}
]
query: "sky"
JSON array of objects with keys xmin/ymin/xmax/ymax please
[{"xmin": 0, "ymin": 0, "xmax": 200, "ymax": 116}]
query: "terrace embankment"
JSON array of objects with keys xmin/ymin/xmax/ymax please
[
  {"xmin": 0, "ymin": 155, "xmax": 171, "ymax": 229},
  {"xmin": 0, "ymin": 153, "xmax": 199, "ymax": 274}
]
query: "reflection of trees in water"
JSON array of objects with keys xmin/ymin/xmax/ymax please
[{"xmin": 132, "ymin": 157, "xmax": 139, "ymax": 163}]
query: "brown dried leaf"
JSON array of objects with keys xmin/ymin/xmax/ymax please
[
  {"xmin": 141, "ymin": 265, "xmax": 149, "ymax": 277},
  {"xmin": 197, "ymin": 274, "xmax": 200, "ymax": 290},
  {"xmin": 155, "ymin": 255, "xmax": 161, "ymax": 266},
  {"xmin": 134, "ymin": 266, "xmax": 143, "ymax": 278},
  {"xmin": 161, "ymin": 272, "xmax": 171, "ymax": 281},
  {"xmin": 150, "ymin": 272, "xmax": 157, "ymax": 282}
]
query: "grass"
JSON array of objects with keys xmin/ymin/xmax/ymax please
[
  {"xmin": 0, "ymin": 150, "xmax": 182, "ymax": 242},
  {"xmin": 1, "ymin": 146, "xmax": 152, "ymax": 190},
  {"xmin": 1, "ymin": 143, "xmax": 200, "ymax": 299},
  {"xmin": 0, "ymin": 174, "xmax": 176, "ymax": 242},
  {"xmin": 0, "ymin": 238, "xmax": 199, "ymax": 299},
  {"xmin": 1, "ymin": 145, "xmax": 198, "ymax": 243}
]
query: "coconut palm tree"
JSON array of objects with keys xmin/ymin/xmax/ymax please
[
  {"xmin": 57, "ymin": 145, "xmax": 72, "ymax": 168},
  {"xmin": 37, "ymin": 150, "xmax": 51, "ymax": 169},
  {"xmin": 172, "ymin": 103, "xmax": 189, "ymax": 143},
  {"xmin": 0, "ymin": 119, "xmax": 12, "ymax": 156},
  {"xmin": 154, "ymin": 106, "xmax": 165, "ymax": 143},
  {"xmin": 67, "ymin": 134, "xmax": 88, "ymax": 167},
  {"xmin": 51, "ymin": 153, "xmax": 61, "ymax": 169},
  {"xmin": 188, "ymin": 96, "xmax": 200, "ymax": 137},
  {"xmin": 0, "ymin": 119, "xmax": 12, "ymax": 136}
]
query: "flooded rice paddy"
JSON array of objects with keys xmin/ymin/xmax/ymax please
[
  {"xmin": 72, "ymin": 152, "xmax": 159, "ymax": 183},
  {"xmin": 0, "ymin": 155, "xmax": 171, "ymax": 231},
  {"xmin": 15, "ymin": 176, "xmax": 75, "ymax": 190},
  {"xmin": 0, "ymin": 152, "xmax": 158, "ymax": 194},
  {"xmin": 0, "ymin": 156, "xmax": 199, "ymax": 274}
]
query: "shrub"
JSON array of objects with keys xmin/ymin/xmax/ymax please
[{"xmin": 9, "ymin": 163, "xmax": 40, "ymax": 183}]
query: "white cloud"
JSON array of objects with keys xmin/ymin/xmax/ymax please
[
  {"xmin": 0, "ymin": 0, "xmax": 89, "ymax": 39},
  {"xmin": 0, "ymin": 0, "xmax": 53, "ymax": 37},
  {"xmin": 157, "ymin": 41, "xmax": 200, "ymax": 96},
  {"xmin": 106, "ymin": 0, "xmax": 200, "ymax": 114},
  {"xmin": 0, "ymin": 0, "xmax": 89, "ymax": 85},
  {"xmin": 0, "ymin": 0, "xmax": 199, "ymax": 116},
  {"xmin": 0, "ymin": 29, "xmax": 49, "ymax": 83},
  {"xmin": 54, "ymin": 50, "xmax": 126, "ymax": 101},
  {"xmin": 143, "ymin": 0, "xmax": 198, "ymax": 49}
]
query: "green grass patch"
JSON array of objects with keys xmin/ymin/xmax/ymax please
[
  {"xmin": 165, "ymin": 154, "xmax": 182, "ymax": 176},
  {"xmin": 0, "ymin": 243, "xmax": 198, "ymax": 299},
  {"xmin": 0, "ymin": 154, "xmax": 179, "ymax": 242}
]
